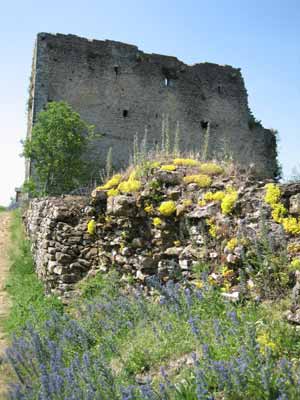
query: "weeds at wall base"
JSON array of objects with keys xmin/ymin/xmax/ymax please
[{"xmin": 3, "ymin": 210, "xmax": 63, "ymax": 335}]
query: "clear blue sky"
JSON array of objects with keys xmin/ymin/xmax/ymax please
[{"xmin": 0, "ymin": 0, "xmax": 299, "ymax": 205}]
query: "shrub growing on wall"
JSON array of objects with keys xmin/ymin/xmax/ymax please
[{"xmin": 23, "ymin": 101, "xmax": 95, "ymax": 196}]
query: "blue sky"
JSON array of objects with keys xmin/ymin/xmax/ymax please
[{"xmin": 0, "ymin": 0, "xmax": 299, "ymax": 205}]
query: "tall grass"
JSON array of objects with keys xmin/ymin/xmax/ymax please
[{"xmin": 4, "ymin": 210, "xmax": 63, "ymax": 335}]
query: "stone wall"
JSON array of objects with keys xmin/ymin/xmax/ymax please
[
  {"xmin": 24, "ymin": 165, "xmax": 300, "ymax": 302},
  {"xmin": 25, "ymin": 196, "xmax": 96, "ymax": 299},
  {"xmin": 26, "ymin": 33, "xmax": 278, "ymax": 179}
]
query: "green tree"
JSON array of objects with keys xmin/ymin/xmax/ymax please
[{"xmin": 23, "ymin": 101, "xmax": 95, "ymax": 196}]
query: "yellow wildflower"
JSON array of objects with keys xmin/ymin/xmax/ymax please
[
  {"xmin": 158, "ymin": 201, "xmax": 177, "ymax": 217},
  {"xmin": 206, "ymin": 218, "xmax": 218, "ymax": 238},
  {"xmin": 257, "ymin": 332, "xmax": 276, "ymax": 354},
  {"xmin": 160, "ymin": 164, "xmax": 177, "ymax": 172},
  {"xmin": 198, "ymin": 199, "xmax": 207, "ymax": 207},
  {"xmin": 221, "ymin": 266, "xmax": 234, "ymax": 279},
  {"xmin": 226, "ymin": 238, "xmax": 238, "ymax": 251},
  {"xmin": 118, "ymin": 179, "xmax": 141, "ymax": 193},
  {"xmin": 199, "ymin": 162, "xmax": 223, "ymax": 175},
  {"xmin": 107, "ymin": 188, "xmax": 119, "ymax": 197},
  {"xmin": 289, "ymin": 258, "xmax": 300, "ymax": 271},
  {"xmin": 144, "ymin": 204, "xmax": 154, "ymax": 214},
  {"xmin": 87, "ymin": 219, "xmax": 96, "ymax": 235},
  {"xmin": 221, "ymin": 188, "xmax": 238, "ymax": 215},
  {"xmin": 173, "ymin": 158, "xmax": 200, "ymax": 166},
  {"xmin": 282, "ymin": 217, "xmax": 300, "ymax": 235},
  {"xmin": 152, "ymin": 217, "xmax": 163, "ymax": 227},
  {"xmin": 192, "ymin": 280, "xmax": 204, "ymax": 289},
  {"xmin": 98, "ymin": 174, "xmax": 122, "ymax": 190},
  {"xmin": 204, "ymin": 191, "xmax": 226, "ymax": 202},
  {"xmin": 183, "ymin": 174, "xmax": 212, "ymax": 188},
  {"xmin": 271, "ymin": 203, "xmax": 287, "ymax": 223},
  {"xmin": 264, "ymin": 183, "xmax": 281, "ymax": 206}
]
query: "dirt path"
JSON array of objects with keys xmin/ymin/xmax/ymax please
[{"xmin": 0, "ymin": 212, "xmax": 11, "ymax": 399}]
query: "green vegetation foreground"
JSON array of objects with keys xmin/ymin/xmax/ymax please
[
  {"xmin": 0, "ymin": 211, "xmax": 11, "ymax": 399},
  {"xmin": 3, "ymin": 211, "xmax": 300, "ymax": 399}
]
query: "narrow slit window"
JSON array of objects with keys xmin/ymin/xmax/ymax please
[
  {"xmin": 164, "ymin": 77, "xmax": 170, "ymax": 87},
  {"xmin": 201, "ymin": 120, "xmax": 209, "ymax": 129},
  {"xmin": 123, "ymin": 109, "xmax": 128, "ymax": 118}
]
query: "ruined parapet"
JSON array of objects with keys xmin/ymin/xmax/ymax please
[{"xmin": 26, "ymin": 32, "xmax": 278, "ymax": 182}]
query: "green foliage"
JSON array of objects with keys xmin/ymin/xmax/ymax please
[
  {"xmin": 22, "ymin": 177, "xmax": 39, "ymax": 197},
  {"xmin": 242, "ymin": 216, "xmax": 290, "ymax": 299},
  {"xmin": 4, "ymin": 210, "xmax": 63, "ymax": 334},
  {"xmin": 9, "ymin": 268, "xmax": 300, "ymax": 399},
  {"xmin": 0, "ymin": 205, "xmax": 6, "ymax": 212},
  {"xmin": 22, "ymin": 101, "xmax": 95, "ymax": 196}
]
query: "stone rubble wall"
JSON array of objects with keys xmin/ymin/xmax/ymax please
[
  {"xmin": 24, "ymin": 196, "xmax": 97, "ymax": 299},
  {"xmin": 24, "ymin": 172, "xmax": 300, "ymax": 301}
]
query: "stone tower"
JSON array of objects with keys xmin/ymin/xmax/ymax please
[{"xmin": 26, "ymin": 33, "xmax": 278, "ymax": 180}]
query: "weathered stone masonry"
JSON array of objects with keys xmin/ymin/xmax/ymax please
[
  {"xmin": 24, "ymin": 169, "xmax": 300, "ymax": 301},
  {"xmin": 27, "ymin": 33, "xmax": 278, "ymax": 179}
]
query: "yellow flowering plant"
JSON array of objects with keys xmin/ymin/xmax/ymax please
[
  {"xmin": 183, "ymin": 174, "xmax": 212, "ymax": 188},
  {"xmin": 264, "ymin": 183, "xmax": 300, "ymax": 235},
  {"xmin": 160, "ymin": 165, "xmax": 177, "ymax": 172},
  {"xmin": 204, "ymin": 191, "xmax": 226, "ymax": 202},
  {"xmin": 107, "ymin": 188, "xmax": 120, "ymax": 197},
  {"xmin": 199, "ymin": 162, "xmax": 224, "ymax": 175},
  {"xmin": 257, "ymin": 332, "xmax": 276, "ymax": 354},
  {"xmin": 98, "ymin": 174, "xmax": 122, "ymax": 190},
  {"xmin": 221, "ymin": 188, "xmax": 238, "ymax": 215},
  {"xmin": 264, "ymin": 183, "xmax": 281, "ymax": 206},
  {"xmin": 198, "ymin": 199, "xmax": 207, "ymax": 207},
  {"xmin": 118, "ymin": 179, "xmax": 141, "ymax": 193},
  {"xmin": 173, "ymin": 158, "xmax": 200, "ymax": 166},
  {"xmin": 87, "ymin": 219, "xmax": 96, "ymax": 235},
  {"xmin": 206, "ymin": 218, "xmax": 218, "ymax": 238},
  {"xmin": 152, "ymin": 217, "xmax": 163, "ymax": 227},
  {"xmin": 226, "ymin": 238, "xmax": 238, "ymax": 251},
  {"xmin": 144, "ymin": 204, "xmax": 154, "ymax": 214},
  {"xmin": 271, "ymin": 203, "xmax": 287, "ymax": 223},
  {"xmin": 158, "ymin": 201, "xmax": 177, "ymax": 217},
  {"xmin": 289, "ymin": 258, "xmax": 300, "ymax": 271}
]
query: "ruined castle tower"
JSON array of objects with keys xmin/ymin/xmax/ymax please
[{"xmin": 26, "ymin": 33, "xmax": 278, "ymax": 179}]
